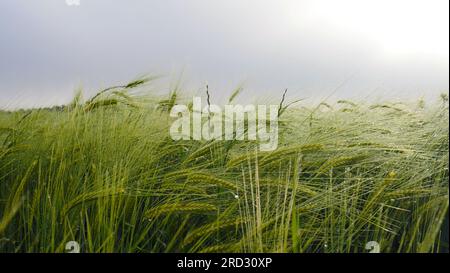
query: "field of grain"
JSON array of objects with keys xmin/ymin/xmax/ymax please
[{"xmin": 0, "ymin": 79, "xmax": 448, "ymax": 253}]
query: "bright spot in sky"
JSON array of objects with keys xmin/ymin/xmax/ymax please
[{"xmin": 290, "ymin": 0, "xmax": 449, "ymax": 58}]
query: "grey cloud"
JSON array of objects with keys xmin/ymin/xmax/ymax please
[{"xmin": 0, "ymin": 0, "xmax": 448, "ymax": 109}]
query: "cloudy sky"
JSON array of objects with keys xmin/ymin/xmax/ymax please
[{"xmin": 0, "ymin": 0, "xmax": 448, "ymax": 109}]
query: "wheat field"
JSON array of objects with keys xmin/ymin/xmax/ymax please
[{"xmin": 0, "ymin": 79, "xmax": 448, "ymax": 253}]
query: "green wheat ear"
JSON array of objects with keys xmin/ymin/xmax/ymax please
[
  {"xmin": 144, "ymin": 202, "xmax": 217, "ymax": 219},
  {"xmin": 61, "ymin": 187, "xmax": 126, "ymax": 216},
  {"xmin": 199, "ymin": 242, "xmax": 240, "ymax": 253},
  {"xmin": 228, "ymin": 85, "xmax": 244, "ymax": 104},
  {"xmin": 183, "ymin": 218, "xmax": 246, "ymax": 246},
  {"xmin": 317, "ymin": 154, "xmax": 368, "ymax": 174},
  {"xmin": 187, "ymin": 172, "xmax": 239, "ymax": 191}
]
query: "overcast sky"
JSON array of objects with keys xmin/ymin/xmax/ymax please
[{"xmin": 0, "ymin": 0, "xmax": 448, "ymax": 109}]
